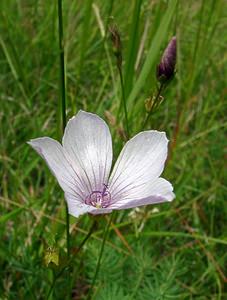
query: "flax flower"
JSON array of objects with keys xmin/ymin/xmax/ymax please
[{"xmin": 28, "ymin": 111, "xmax": 174, "ymax": 217}]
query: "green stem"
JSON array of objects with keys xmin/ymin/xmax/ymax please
[
  {"xmin": 57, "ymin": 0, "xmax": 69, "ymax": 258},
  {"xmin": 142, "ymin": 83, "xmax": 164, "ymax": 130},
  {"xmin": 65, "ymin": 203, "xmax": 70, "ymax": 258},
  {"xmin": 104, "ymin": 0, "xmax": 114, "ymax": 37},
  {"xmin": 86, "ymin": 214, "xmax": 114, "ymax": 299}
]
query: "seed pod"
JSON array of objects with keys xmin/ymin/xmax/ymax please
[{"xmin": 157, "ymin": 37, "xmax": 176, "ymax": 83}]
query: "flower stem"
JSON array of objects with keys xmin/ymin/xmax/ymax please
[
  {"xmin": 86, "ymin": 213, "xmax": 114, "ymax": 299},
  {"xmin": 57, "ymin": 0, "xmax": 70, "ymax": 258},
  {"xmin": 142, "ymin": 83, "xmax": 164, "ymax": 130}
]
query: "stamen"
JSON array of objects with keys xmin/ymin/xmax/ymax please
[{"xmin": 85, "ymin": 184, "xmax": 111, "ymax": 208}]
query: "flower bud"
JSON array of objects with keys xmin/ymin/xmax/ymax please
[
  {"xmin": 109, "ymin": 25, "xmax": 122, "ymax": 69},
  {"xmin": 157, "ymin": 37, "xmax": 176, "ymax": 83}
]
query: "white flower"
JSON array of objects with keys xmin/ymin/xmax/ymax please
[{"xmin": 28, "ymin": 111, "xmax": 175, "ymax": 217}]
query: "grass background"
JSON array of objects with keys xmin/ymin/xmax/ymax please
[{"xmin": 0, "ymin": 0, "xmax": 226, "ymax": 299}]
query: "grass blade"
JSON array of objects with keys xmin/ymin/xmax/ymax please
[
  {"xmin": 127, "ymin": 0, "xmax": 177, "ymax": 110},
  {"xmin": 0, "ymin": 207, "xmax": 24, "ymax": 224},
  {"xmin": 124, "ymin": 0, "xmax": 142, "ymax": 98}
]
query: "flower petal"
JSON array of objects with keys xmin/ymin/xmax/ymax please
[
  {"xmin": 65, "ymin": 192, "xmax": 95, "ymax": 217},
  {"xmin": 65, "ymin": 192, "xmax": 112, "ymax": 216},
  {"xmin": 90, "ymin": 208, "xmax": 113, "ymax": 215},
  {"xmin": 110, "ymin": 177, "xmax": 175, "ymax": 210},
  {"xmin": 28, "ymin": 137, "xmax": 85, "ymax": 202},
  {"xmin": 109, "ymin": 131, "xmax": 169, "ymax": 203},
  {"xmin": 62, "ymin": 110, "xmax": 113, "ymax": 195}
]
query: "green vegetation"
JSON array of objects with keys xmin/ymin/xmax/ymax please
[{"xmin": 0, "ymin": 0, "xmax": 226, "ymax": 299}]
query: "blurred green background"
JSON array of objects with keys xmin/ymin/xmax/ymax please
[{"xmin": 0, "ymin": 0, "xmax": 226, "ymax": 299}]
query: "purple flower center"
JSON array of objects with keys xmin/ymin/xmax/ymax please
[{"xmin": 85, "ymin": 184, "xmax": 111, "ymax": 208}]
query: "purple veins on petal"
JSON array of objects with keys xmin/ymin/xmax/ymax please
[
  {"xmin": 28, "ymin": 110, "xmax": 175, "ymax": 218},
  {"xmin": 85, "ymin": 184, "xmax": 111, "ymax": 208}
]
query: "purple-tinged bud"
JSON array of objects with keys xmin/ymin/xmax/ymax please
[
  {"xmin": 109, "ymin": 25, "xmax": 122, "ymax": 69},
  {"xmin": 157, "ymin": 37, "xmax": 176, "ymax": 83}
]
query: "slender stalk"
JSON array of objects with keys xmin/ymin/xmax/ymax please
[
  {"xmin": 104, "ymin": 0, "xmax": 114, "ymax": 37},
  {"xmin": 109, "ymin": 25, "xmax": 129, "ymax": 139},
  {"xmin": 142, "ymin": 83, "xmax": 164, "ymax": 130},
  {"xmin": 57, "ymin": 0, "xmax": 70, "ymax": 258},
  {"xmin": 86, "ymin": 213, "xmax": 114, "ymax": 300}
]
